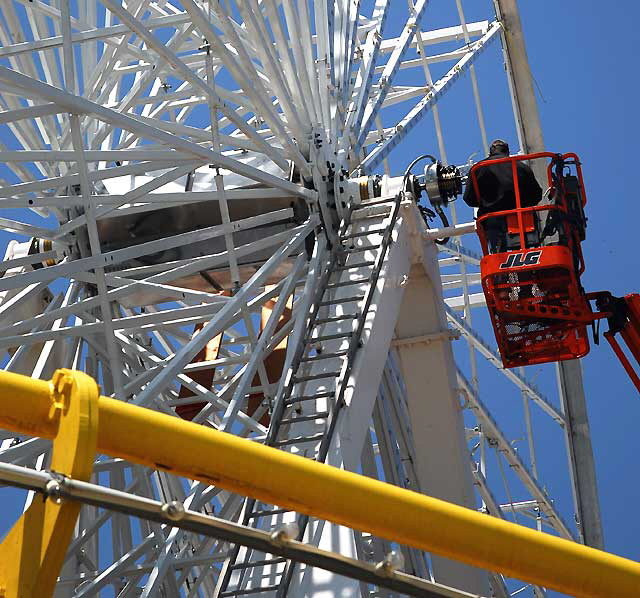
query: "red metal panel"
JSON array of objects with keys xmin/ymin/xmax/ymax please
[{"xmin": 176, "ymin": 291, "xmax": 230, "ymax": 421}]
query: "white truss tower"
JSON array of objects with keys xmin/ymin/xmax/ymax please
[{"xmin": 0, "ymin": 1, "xmax": 602, "ymax": 596}]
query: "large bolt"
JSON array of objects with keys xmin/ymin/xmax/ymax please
[
  {"xmin": 45, "ymin": 479, "xmax": 63, "ymax": 505},
  {"xmin": 161, "ymin": 500, "xmax": 186, "ymax": 522},
  {"xmin": 270, "ymin": 522, "xmax": 299, "ymax": 546},
  {"xmin": 375, "ymin": 550, "xmax": 405, "ymax": 577}
]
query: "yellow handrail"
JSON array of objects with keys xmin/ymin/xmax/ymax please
[{"xmin": 1, "ymin": 369, "xmax": 639, "ymax": 597}]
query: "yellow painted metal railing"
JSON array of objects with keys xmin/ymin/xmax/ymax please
[{"xmin": 0, "ymin": 368, "xmax": 639, "ymax": 597}]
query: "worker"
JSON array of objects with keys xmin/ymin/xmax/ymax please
[{"xmin": 463, "ymin": 139, "xmax": 542, "ymax": 253}]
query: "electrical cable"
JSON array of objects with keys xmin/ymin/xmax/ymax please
[
  {"xmin": 403, "ymin": 154, "xmax": 452, "ymax": 244},
  {"xmin": 402, "ymin": 154, "xmax": 437, "ymax": 190},
  {"xmin": 434, "ymin": 205, "xmax": 450, "ymax": 245}
]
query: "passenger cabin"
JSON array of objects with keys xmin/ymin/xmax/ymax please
[{"xmin": 472, "ymin": 152, "xmax": 591, "ymax": 368}]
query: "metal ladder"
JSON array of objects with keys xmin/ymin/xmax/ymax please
[{"xmin": 214, "ymin": 193, "xmax": 403, "ymax": 598}]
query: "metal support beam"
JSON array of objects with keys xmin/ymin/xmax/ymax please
[
  {"xmin": 494, "ymin": 0, "xmax": 604, "ymax": 549},
  {"xmin": 394, "ymin": 248, "xmax": 489, "ymax": 594},
  {"xmin": 557, "ymin": 360, "xmax": 604, "ymax": 549},
  {"xmin": 492, "ymin": 0, "xmax": 543, "ymax": 154},
  {"xmin": 0, "ymin": 369, "xmax": 639, "ymax": 596}
]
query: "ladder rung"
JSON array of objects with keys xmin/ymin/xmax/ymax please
[
  {"xmin": 319, "ymin": 295, "xmax": 364, "ymax": 306},
  {"xmin": 300, "ymin": 350, "xmax": 348, "ymax": 362},
  {"xmin": 280, "ymin": 411, "xmax": 330, "ymax": 425},
  {"xmin": 351, "ymin": 211, "xmax": 391, "ymax": 224},
  {"xmin": 284, "ymin": 391, "xmax": 334, "ymax": 406},
  {"xmin": 314, "ymin": 315, "xmax": 357, "ymax": 325},
  {"xmin": 326, "ymin": 277, "xmax": 371, "ymax": 290},
  {"xmin": 293, "ymin": 371, "xmax": 339, "ymax": 383},
  {"xmin": 221, "ymin": 584, "xmax": 282, "ymax": 597},
  {"xmin": 359, "ymin": 196, "xmax": 397, "ymax": 207},
  {"xmin": 343, "ymin": 244, "xmax": 381, "ymax": 253},
  {"xmin": 335, "ymin": 260, "xmax": 375, "ymax": 271},
  {"xmin": 307, "ymin": 331, "xmax": 353, "ymax": 343},
  {"xmin": 341, "ymin": 227, "xmax": 387, "ymax": 239},
  {"xmin": 274, "ymin": 432, "xmax": 325, "ymax": 447},
  {"xmin": 230, "ymin": 557, "xmax": 287, "ymax": 569}
]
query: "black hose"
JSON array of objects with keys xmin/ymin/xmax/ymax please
[
  {"xmin": 402, "ymin": 154, "xmax": 437, "ymax": 190},
  {"xmin": 434, "ymin": 205, "xmax": 450, "ymax": 245},
  {"xmin": 404, "ymin": 154, "xmax": 451, "ymax": 244}
]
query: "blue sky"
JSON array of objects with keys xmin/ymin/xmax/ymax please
[{"xmin": 521, "ymin": 1, "xmax": 640, "ymax": 562}]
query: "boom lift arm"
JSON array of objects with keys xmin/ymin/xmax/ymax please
[{"xmin": 591, "ymin": 292, "xmax": 640, "ymax": 392}]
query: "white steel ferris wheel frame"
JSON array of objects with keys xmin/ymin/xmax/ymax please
[{"xmin": 0, "ymin": 0, "xmax": 604, "ymax": 596}]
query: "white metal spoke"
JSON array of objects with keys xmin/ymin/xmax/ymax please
[{"xmin": 359, "ymin": 20, "xmax": 501, "ymax": 173}]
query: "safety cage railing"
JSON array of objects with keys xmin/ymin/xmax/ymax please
[{"xmin": 470, "ymin": 152, "xmax": 594, "ymax": 368}]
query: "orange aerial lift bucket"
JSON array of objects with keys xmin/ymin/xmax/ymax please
[{"xmin": 472, "ymin": 152, "xmax": 595, "ymax": 368}]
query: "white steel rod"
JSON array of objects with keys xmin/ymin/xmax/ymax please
[
  {"xmin": 411, "ymin": 0, "xmax": 448, "ymax": 165},
  {"xmin": 454, "ymin": 0, "xmax": 489, "ymax": 154},
  {"xmin": 355, "ymin": 0, "xmax": 429, "ymax": 151},
  {"xmin": 519, "ymin": 367, "xmax": 539, "ymax": 479},
  {"xmin": 447, "ymin": 308, "xmax": 565, "ymax": 425},
  {"xmin": 70, "ymin": 101, "xmax": 125, "ymax": 395},
  {"xmin": 378, "ymin": 21, "xmax": 489, "ymax": 54},
  {"xmin": 424, "ymin": 221, "xmax": 476, "ymax": 240},
  {"xmin": 457, "ymin": 373, "xmax": 573, "ymax": 540},
  {"xmin": 0, "ymin": 71, "xmax": 310, "ymax": 198}
]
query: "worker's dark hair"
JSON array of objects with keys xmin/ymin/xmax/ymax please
[{"xmin": 489, "ymin": 139, "xmax": 510, "ymax": 155}]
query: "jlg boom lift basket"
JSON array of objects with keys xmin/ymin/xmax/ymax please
[
  {"xmin": 472, "ymin": 152, "xmax": 594, "ymax": 368},
  {"xmin": 471, "ymin": 152, "xmax": 639, "ymax": 392}
]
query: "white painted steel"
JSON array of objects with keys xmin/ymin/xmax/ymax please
[
  {"xmin": 0, "ymin": 1, "xmax": 599, "ymax": 597},
  {"xmin": 494, "ymin": 0, "xmax": 604, "ymax": 551},
  {"xmin": 394, "ymin": 207, "xmax": 489, "ymax": 595}
]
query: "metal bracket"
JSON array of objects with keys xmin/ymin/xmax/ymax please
[
  {"xmin": 0, "ymin": 369, "xmax": 99, "ymax": 598},
  {"xmin": 392, "ymin": 329, "xmax": 461, "ymax": 347}
]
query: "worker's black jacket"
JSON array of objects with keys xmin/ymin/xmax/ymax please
[{"xmin": 463, "ymin": 152, "xmax": 542, "ymax": 218}]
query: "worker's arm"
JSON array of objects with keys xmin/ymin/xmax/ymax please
[
  {"xmin": 531, "ymin": 171, "xmax": 543, "ymax": 202},
  {"xmin": 463, "ymin": 177, "xmax": 479, "ymax": 207},
  {"xmin": 522, "ymin": 165, "xmax": 543, "ymax": 204}
]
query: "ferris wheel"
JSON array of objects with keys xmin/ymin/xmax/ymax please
[{"xmin": 0, "ymin": 0, "xmax": 614, "ymax": 596}]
